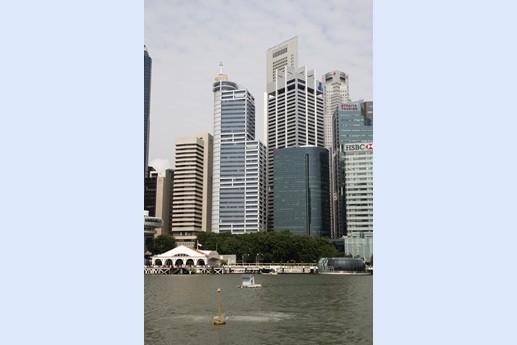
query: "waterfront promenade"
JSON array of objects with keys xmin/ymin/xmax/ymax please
[{"xmin": 144, "ymin": 263, "xmax": 318, "ymax": 275}]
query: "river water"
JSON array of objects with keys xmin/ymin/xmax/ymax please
[{"xmin": 145, "ymin": 274, "xmax": 372, "ymax": 345}]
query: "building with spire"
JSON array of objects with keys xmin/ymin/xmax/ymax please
[
  {"xmin": 212, "ymin": 64, "xmax": 266, "ymax": 234},
  {"xmin": 144, "ymin": 45, "xmax": 152, "ymax": 178}
]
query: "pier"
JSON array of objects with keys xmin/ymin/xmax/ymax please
[{"xmin": 144, "ymin": 263, "xmax": 318, "ymax": 275}]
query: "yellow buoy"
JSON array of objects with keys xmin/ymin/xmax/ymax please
[{"xmin": 213, "ymin": 288, "xmax": 226, "ymax": 325}]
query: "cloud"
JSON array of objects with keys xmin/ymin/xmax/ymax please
[{"xmin": 145, "ymin": 0, "xmax": 372, "ymax": 167}]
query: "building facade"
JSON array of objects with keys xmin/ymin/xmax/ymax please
[
  {"xmin": 144, "ymin": 210, "xmax": 163, "ymax": 252},
  {"xmin": 171, "ymin": 133, "xmax": 213, "ymax": 247},
  {"xmin": 266, "ymin": 36, "xmax": 298, "ymax": 84},
  {"xmin": 322, "ymin": 70, "xmax": 351, "ymax": 239},
  {"xmin": 336, "ymin": 101, "xmax": 373, "ymax": 259},
  {"xmin": 144, "ymin": 168, "xmax": 174, "ymax": 236},
  {"xmin": 144, "ymin": 45, "xmax": 152, "ymax": 178},
  {"xmin": 265, "ymin": 65, "xmax": 324, "ymax": 230},
  {"xmin": 212, "ymin": 65, "xmax": 266, "ymax": 234},
  {"xmin": 273, "ymin": 146, "xmax": 330, "ymax": 237}
]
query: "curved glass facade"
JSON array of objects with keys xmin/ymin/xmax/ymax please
[{"xmin": 317, "ymin": 257, "xmax": 366, "ymax": 273}]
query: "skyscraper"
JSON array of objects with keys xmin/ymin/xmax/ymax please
[
  {"xmin": 322, "ymin": 70, "xmax": 351, "ymax": 238},
  {"xmin": 144, "ymin": 45, "xmax": 152, "ymax": 178},
  {"xmin": 265, "ymin": 65, "xmax": 324, "ymax": 230},
  {"xmin": 212, "ymin": 65, "xmax": 266, "ymax": 234},
  {"xmin": 274, "ymin": 146, "xmax": 330, "ymax": 237},
  {"xmin": 171, "ymin": 133, "xmax": 213, "ymax": 247},
  {"xmin": 336, "ymin": 100, "xmax": 373, "ymax": 260}
]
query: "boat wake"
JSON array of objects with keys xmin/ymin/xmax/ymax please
[
  {"xmin": 169, "ymin": 311, "xmax": 291, "ymax": 323},
  {"xmin": 226, "ymin": 312, "xmax": 291, "ymax": 322}
]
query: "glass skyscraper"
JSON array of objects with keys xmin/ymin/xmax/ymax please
[
  {"xmin": 144, "ymin": 45, "xmax": 152, "ymax": 178},
  {"xmin": 336, "ymin": 100, "xmax": 373, "ymax": 260},
  {"xmin": 273, "ymin": 146, "xmax": 330, "ymax": 237},
  {"xmin": 212, "ymin": 66, "xmax": 266, "ymax": 234}
]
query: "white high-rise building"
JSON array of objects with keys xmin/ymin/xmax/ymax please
[
  {"xmin": 266, "ymin": 37, "xmax": 298, "ymax": 84},
  {"xmin": 323, "ymin": 71, "xmax": 351, "ymax": 148},
  {"xmin": 322, "ymin": 70, "xmax": 351, "ymax": 239},
  {"xmin": 265, "ymin": 65, "xmax": 324, "ymax": 230},
  {"xmin": 212, "ymin": 65, "xmax": 266, "ymax": 234},
  {"xmin": 171, "ymin": 133, "xmax": 212, "ymax": 247}
]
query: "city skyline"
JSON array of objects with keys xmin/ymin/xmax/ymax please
[{"xmin": 144, "ymin": 0, "xmax": 372, "ymax": 174}]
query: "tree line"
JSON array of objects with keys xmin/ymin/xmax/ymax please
[{"xmin": 196, "ymin": 231, "xmax": 338, "ymax": 263}]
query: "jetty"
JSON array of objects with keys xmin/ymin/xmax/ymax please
[{"xmin": 144, "ymin": 263, "xmax": 318, "ymax": 275}]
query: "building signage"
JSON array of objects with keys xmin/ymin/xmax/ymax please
[
  {"xmin": 344, "ymin": 143, "xmax": 373, "ymax": 152},
  {"xmin": 341, "ymin": 103, "xmax": 358, "ymax": 111}
]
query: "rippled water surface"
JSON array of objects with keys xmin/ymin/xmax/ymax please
[{"xmin": 145, "ymin": 274, "xmax": 372, "ymax": 345}]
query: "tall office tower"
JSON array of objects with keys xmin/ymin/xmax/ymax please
[
  {"xmin": 323, "ymin": 71, "xmax": 351, "ymax": 148},
  {"xmin": 336, "ymin": 100, "xmax": 373, "ymax": 260},
  {"xmin": 171, "ymin": 133, "xmax": 213, "ymax": 247},
  {"xmin": 144, "ymin": 168, "xmax": 174, "ymax": 236},
  {"xmin": 273, "ymin": 146, "xmax": 330, "ymax": 237},
  {"xmin": 265, "ymin": 65, "xmax": 324, "ymax": 230},
  {"xmin": 144, "ymin": 45, "xmax": 152, "ymax": 178},
  {"xmin": 322, "ymin": 71, "xmax": 351, "ymax": 239},
  {"xmin": 212, "ymin": 65, "xmax": 267, "ymax": 234},
  {"xmin": 266, "ymin": 37, "xmax": 298, "ymax": 84}
]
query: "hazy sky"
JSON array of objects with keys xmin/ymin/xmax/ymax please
[{"xmin": 144, "ymin": 0, "xmax": 372, "ymax": 174}]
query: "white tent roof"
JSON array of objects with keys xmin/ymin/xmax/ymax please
[{"xmin": 153, "ymin": 245, "xmax": 218, "ymax": 258}]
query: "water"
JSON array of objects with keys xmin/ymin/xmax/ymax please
[{"xmin": 145, "ymin": 274, "xmax": 372, "ymax": 345}]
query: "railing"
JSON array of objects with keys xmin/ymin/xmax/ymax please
[{"xmin": 144, "ymin": 263, "xmax": 319, "ymax": 274}]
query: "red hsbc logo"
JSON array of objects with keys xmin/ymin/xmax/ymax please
[{"xmin": 365, "ymin": 144, "xmax": 373, "ymax": 150}]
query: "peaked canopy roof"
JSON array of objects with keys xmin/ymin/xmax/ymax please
[{"xmin": 153, "ymin": 245, "xmax": 219, "ymax": 259}]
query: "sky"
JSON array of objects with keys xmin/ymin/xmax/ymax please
[{"xmin": 145, "ymin": 0, "xmax": 372, "ymax": 174}]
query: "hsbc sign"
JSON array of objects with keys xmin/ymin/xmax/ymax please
[{"xmin": 344, "ymin": 143, "xmax": 373, "ymax": 152}]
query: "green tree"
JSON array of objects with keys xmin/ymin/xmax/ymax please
[
  {"xmin": 193, "ymin": 231, "xmax": 338, "ymax": 263},
  {"xmin": 149, "ymin": 234, "xmax": 177, "ymax": 255}
]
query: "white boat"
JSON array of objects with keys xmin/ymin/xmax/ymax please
[{"xmin": 238, "ymin": 275, "xmax": 262, "ymax": 288}]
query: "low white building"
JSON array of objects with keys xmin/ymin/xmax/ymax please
[{"xmin": 151, "ymin": 245, "xmax": 220, "ymax": 267}]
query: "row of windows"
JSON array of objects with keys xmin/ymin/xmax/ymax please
[{"xmin": 272, "ymin": 46, "xmax": 288, "ymax": 58}]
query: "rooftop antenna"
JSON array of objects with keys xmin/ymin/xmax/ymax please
[{"xmin": 219, "ymin": 61, "xmax": 223, "ymax": 75}]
